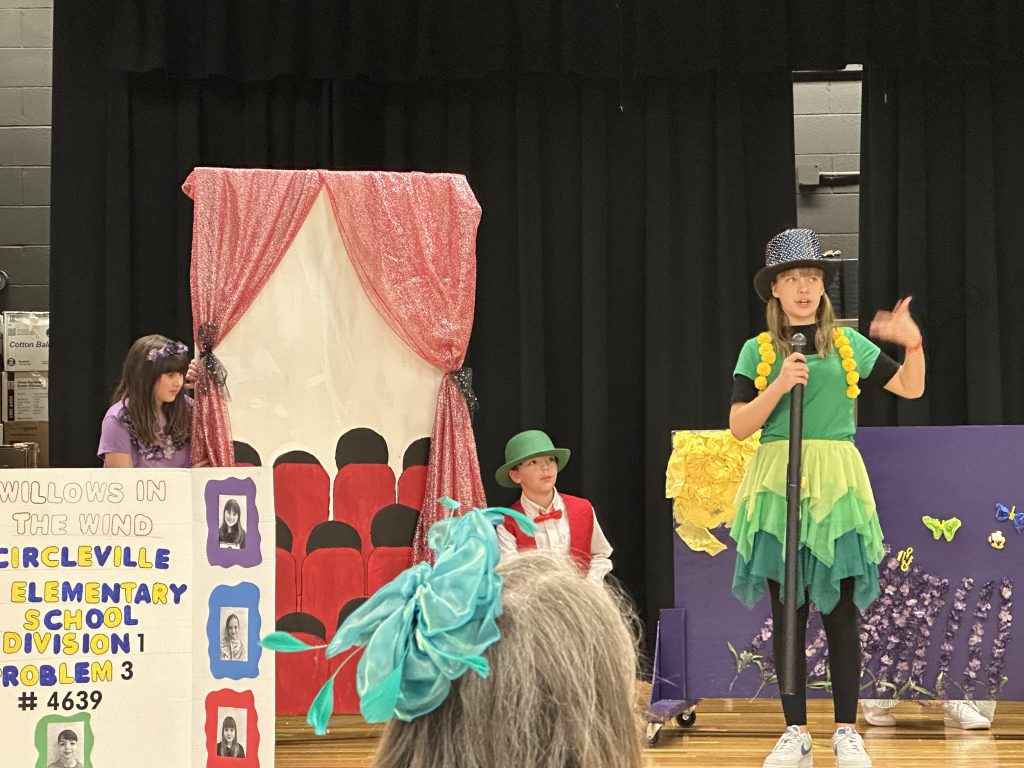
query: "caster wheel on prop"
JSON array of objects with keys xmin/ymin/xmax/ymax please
[
  {"xmin": 645, "ymin": 721, "xmax": 663, "ymax": 747},
  {"xmin": 675, "ymin": 708, "xmax": 697, "ymax": 727}
]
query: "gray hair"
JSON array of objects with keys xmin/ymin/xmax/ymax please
[{"xmin": 372, "ymin": 551, "xmax": 643, "ymax": 768}]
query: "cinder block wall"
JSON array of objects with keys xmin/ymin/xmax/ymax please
[
  {"xmin": 0, "ymin": 0, "xmax": 51, "ymax": 312},
  {"xmin": 793, "ymin": 73, "xmax": 861, "ymax": 318},
  {"xmin": 793, "ymin": 76, "xmax": 861, "ymax": 255}
]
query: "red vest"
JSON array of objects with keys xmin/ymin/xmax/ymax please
[{"xmin": 503, "ymin": 493, "xmax": 594, "ymax": 572}]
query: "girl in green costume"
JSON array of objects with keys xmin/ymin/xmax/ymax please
[{"xmin": 729, "ymin": 229, "xmax": 925, "ymax": 768}]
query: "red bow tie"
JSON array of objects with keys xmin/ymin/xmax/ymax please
[{"xmin": 533, "ymin": 507, "xmax": 563, "ymax": 523}]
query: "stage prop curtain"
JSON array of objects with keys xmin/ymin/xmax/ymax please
[
  {"xmin": 184, "ymin": 168, "xmax": 486, "ymax": 558},
  {"xmin": 320, "ymin": 172, "xmax": 486, "ymax": 562},
  {"xmin": 184, "ymin": 167, "xmax": 322, "ymax": 467},
  {"xmin": 858, "ymin": 63, "xmax": 1024, "ymax": 426}
]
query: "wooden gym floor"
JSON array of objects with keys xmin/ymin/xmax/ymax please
[{"xmin": 276, "ymin": 698, "xmax": 1024, "ymax": 767}]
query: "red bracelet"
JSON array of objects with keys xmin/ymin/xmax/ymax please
[{"xmin": 905, "ymin": 336, "xmax": 923, "ymax": 352}]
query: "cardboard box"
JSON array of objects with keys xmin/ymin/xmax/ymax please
[
  {"xmin": 5, "ymin": 371, "xmax": 48, "ymax": 421},
  {"xmin": 3, "ymin": 311, "xmax": 49, "ymax": 371},
  {"xmin": 0, "ymin": 442, "xmax": 38, "ymax": 468},
  {"xmin": 3, "ymin": 421, "xmax": 48, "ymax": 467}
]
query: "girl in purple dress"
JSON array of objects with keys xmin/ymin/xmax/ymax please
[{"xmin": 97, "ymin": 334, "xmax": 198, "ymax": 468}]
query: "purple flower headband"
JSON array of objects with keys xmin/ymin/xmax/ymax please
[{"xmin": 147, "ymin": 339, "xmax": 189, "ymax": 362}]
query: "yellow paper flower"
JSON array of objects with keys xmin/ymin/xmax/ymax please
[
  {"xmin": 839, "ymin": 345, "xmax": 854, "ymax": 359},
  {"xmin": 842, "ymin": 358, "xmax": 857, "ymax": 372},
  {"xmin": 756, "ymin": 362, "xmax": 771, "ymax": 377},
  {"xmin": 757, "ymin": 332, "xmax": 772, "ymax": 344},
  {"xmin": 666, "ymin": 430, "xmax": 760, "ymax": 557},
  {"xmin": 847, "ymin": 384, "xmax": 861, "ymax": 398},
  {"xmin": 846, "ymin": 371, "xmax": 860, "ymax": 385},
  {"xmin": 760, "ymin": 349, "xmax": 776, "ymax": 364},
  {"xmin": 754, "ymin": 375, "xmax": 768, "ymax": 390},
  {"xmin": 834, "ymin": 333, "xmax": 849, "ymax": 347}
]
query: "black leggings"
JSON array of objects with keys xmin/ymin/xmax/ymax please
[{"xmin": 768, "ymin": 578, "xmax": 860, "ymax": 725}]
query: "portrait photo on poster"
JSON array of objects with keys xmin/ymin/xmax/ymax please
[
  {"xmin": 216, "ymin": 706, "xmax": 248, "ymax": 758},
  {"xmin": 34, "ymin": 714, "xmax": 93, "ymax": 768},
  {"xmin": 207, "ymin": 583, "xmax": 262, "ymax": 679},
  {"xmin": 218, "ymin": 495, "xmax": 248, "ymax": 550},
  {"xmin": 220, "ymin": 606, "xmax": 249, "ymax": 662},
  {"xmin": 204, "ymin": 689, "xmax": 260, "ymax": 768},
  {"xmin": 204, "ymin": 477, "xmax": 262, "ymax": 568}
]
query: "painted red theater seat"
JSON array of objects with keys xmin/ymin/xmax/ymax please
[
  {"xmin": 300, "ymin": 549, "xmax": 365, "ymax": 636},
  {"xmin": 276, "ymin": 548, "xmax": 298, "ymax": 618},
  {"xmin": 274, "ymin": 613, "xmax": 328, "ymax": 715},
  {"xmin": 366, "ymin": 547, "xmax": 413, "ymax": 595},
  {"xmin": 397, "ymin": 464, "xmax": 427, "ymax": 510},
  {"xmin": 332, "ymin": 463, "xmax": 396, "ymax": 552},
  {"xmin": 330, "ymin": 598, "xmax": 369, "ymax": 714},
  {"xmin": 273, "ymin": 456, "xmax": 330, "ymax": 578}
]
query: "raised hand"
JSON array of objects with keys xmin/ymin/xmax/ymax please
[{"xmin": 869, "ymin": 297, "xmax": 921, "ymax": 347}]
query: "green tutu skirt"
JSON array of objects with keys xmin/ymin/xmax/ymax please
[{"xmin": 730, "ymin": 439, "xmax": 884, "ymax": 613}]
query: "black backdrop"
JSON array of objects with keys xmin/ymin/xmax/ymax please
[
  {"xmin": 859, "ymin": 62, "xmax": 1024, "ymax": 427},
  {"xmin": 50, "ymin": 0, "xmax": 1024, "ymax": 639}
]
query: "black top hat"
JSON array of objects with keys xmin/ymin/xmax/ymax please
[{"xmin": 754, "ymin": 228, "xmax": 840, "ymax": 302}]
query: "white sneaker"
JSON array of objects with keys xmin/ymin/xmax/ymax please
[
  {"xmin": 943, "ymin": 700, "xmax": 991, "ymax": 730},
  {"xmin": 860, "ymin": 700, "xmax": 897, "ymax": 727},
  {"xmin": 763, "ymin": 725, "xmax": 813, "ymax": 768},
  {"xmin": 832, "ymin": 726, "xmax": 872, "ymax": 768}
]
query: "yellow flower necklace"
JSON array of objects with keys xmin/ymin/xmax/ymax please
[{"xmin": 754, "ymin": 328, "xmax": 861, "ymax": 399}]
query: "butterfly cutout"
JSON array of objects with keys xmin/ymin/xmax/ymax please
[
  {"xmin": 921, "ymin": 515, "xmax": 961, "ymax": 542},
  {"xmin": 995, "ymin": 503, "xmax": 1024, "ymax": 534}
]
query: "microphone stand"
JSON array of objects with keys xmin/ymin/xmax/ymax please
[{"xmin": 780, "ymin": 332, "xmax": 807, "ymax": 696}]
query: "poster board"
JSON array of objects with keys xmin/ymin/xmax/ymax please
[{"xmin": 0, "ymin": 468, "xmax": 275, "ymax": 767}]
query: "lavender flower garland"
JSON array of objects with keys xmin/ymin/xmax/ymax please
[
  {"xmin": 859, "ymin": 553, "xmax": 948, "ymax": 698},
  {"xmin": 890, "ymin": 578, "xmax": 918, "ymax": 687},
  {"xmin": 935, "ymin": 577, "xmax": 974, "ymax": 696},
  {"xmin": 960, "ymin": 580, "xmax": 995, "ymax": 697},
  {"xmin": 859, "ymin": 554, "xmax": 896, "ymax": 694},
  {"xmin": 985, "ymin": 578, "xmax": 1013, "ymax": 696},
  {"xmin": 872, "ymin": 576, "xmax": 900, "ymax": 694},
  {"xmin": 910, "ymin": 574, "xmax": 948, "ymax": 694},
  {"xmin": 731, "ymin": 561, "xmax": 971, "ymax": 700}
]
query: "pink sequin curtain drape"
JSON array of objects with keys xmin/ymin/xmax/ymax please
[
  {"xmin": 183, "ymin": 167, "xmax": 322, "ymax": 466},
  {"xmin": 319, "ymin": 171, "xmax": 486, "ymax": 563}
]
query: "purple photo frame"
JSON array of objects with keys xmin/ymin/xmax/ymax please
[{"xmin": 205, "ymin": 477, "xmax": 263, "ymax": 568}]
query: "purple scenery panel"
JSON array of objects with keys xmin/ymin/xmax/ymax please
[{"xmin": 669, "ymin": 425, "xmax": 1023, "ymax": 701}]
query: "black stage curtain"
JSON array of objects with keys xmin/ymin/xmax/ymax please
[
  {"xmin": 858, "ymin": 63, "xmax": 1024, "ymax": 426},
  {"xmin": 52, "ymin": 2, "xmax": 796, "ymax": 632},
  {"xmin": 110, "ymin": 0, "xmax": 1024, "ymax": 81}
]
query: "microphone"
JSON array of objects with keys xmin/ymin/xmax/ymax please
[{"xmin": 780, "ymin": 332, "xmax": 807, "ymax": 696}]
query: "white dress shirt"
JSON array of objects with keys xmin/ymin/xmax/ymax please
[{"xmin": 495, "ymin": 488, "xmax": 614, "ymax": 584}]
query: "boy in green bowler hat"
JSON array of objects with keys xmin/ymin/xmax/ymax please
[{"xmin": 494, "ymin": 429, "xmax": 613, "ymax": 584}]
